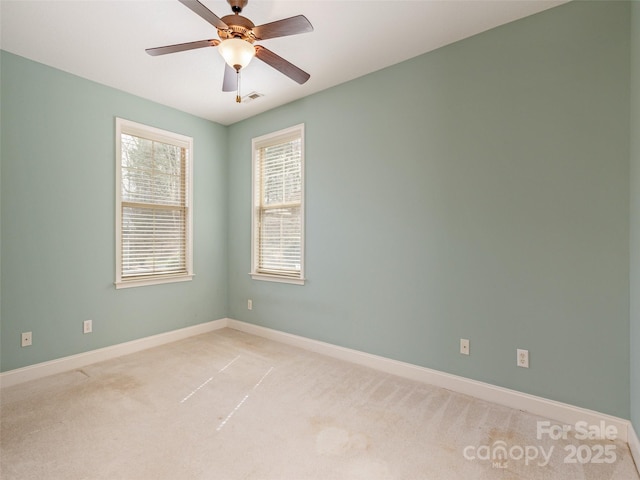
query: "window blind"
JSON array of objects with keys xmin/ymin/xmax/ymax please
[
  {"xmin": 120, "ymin": 133, "xmax": 188, "ymax": 279},
  {"xmin": 255, "ymin": 136, "xmax": 302, "ymax": 277}
]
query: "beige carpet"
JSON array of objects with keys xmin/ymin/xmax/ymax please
[{"xmin": 1, "ymin": 328, "xmax": 638, "ymax": 479}]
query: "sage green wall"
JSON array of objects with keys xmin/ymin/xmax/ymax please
[
  {"xmin": 0, "ymin": 51, "xmax": 228, "ymax": 371},
  {"xmin": 227, "ymin": 1, "xmax": 631, "ymax": 417},
  {"xmin": 630, "ymin": 0, "xmax": 640, "ymax": 434},
  {"xmin": 1, "ymin": 1, "xmax": 635, "ymax": 422}
]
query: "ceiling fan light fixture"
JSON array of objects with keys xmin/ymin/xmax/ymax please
[{"xmin": 218, "ymin": 38, "xmax": 255, "ymax": 71}]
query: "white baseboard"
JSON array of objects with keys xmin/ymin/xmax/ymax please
[
  {"xmin": 228, "ymin": 319, "xmax": 632, "ymax": 444},
  {"xmin": 0, "ymin": 318, "xmax": 229, "ymax": 388}
]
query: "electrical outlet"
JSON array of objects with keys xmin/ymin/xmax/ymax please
[
  {"xmin": 517, "ymin": 349, "xmax": 529, "ymax": 368},
  {"xmin": 460, "ymin": 339, "xmax": 470, "ymax": 355},
  {"xmin": 247, "ymin": 299, "xmax": 253, "ymax": 311},
  {"xmin": 21, "ymin": 332, "xmax": 32, "ymax": 347},
  {"xmin": 83, "ymin": 319, "xmax": 92, "ymax": 334}
]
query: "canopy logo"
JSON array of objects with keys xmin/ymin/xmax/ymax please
[
  {"xmin": 463, "ymin": 420, "xmax": 618, "ymax": 469},
  {"xmin": 463, "ymin": 441, "xmax": 554, "ymax": 468}
]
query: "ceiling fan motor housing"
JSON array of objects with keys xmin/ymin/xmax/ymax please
[{"xmin": 219, "ymin": 14, "xmax": 256, "ymax": 42}]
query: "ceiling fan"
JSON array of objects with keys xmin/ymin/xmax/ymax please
[{"xmin": 146, "ymin": 0, "xmax": 313, "ymax": 102}]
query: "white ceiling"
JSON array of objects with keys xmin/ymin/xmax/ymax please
[{"xmin": 1, "ymin": 0, "xmax": 566, "ymax": 126}]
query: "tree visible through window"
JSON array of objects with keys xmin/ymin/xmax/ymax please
[{"xmin": 115, "ymin": 118, "xmax": 193, "ymax": 288}]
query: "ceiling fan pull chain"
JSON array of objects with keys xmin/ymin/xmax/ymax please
[{"xmin": 236, "ymin": 69, "xmax": 242, "ymax": 103}]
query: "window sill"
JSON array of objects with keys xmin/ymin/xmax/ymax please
[
  {"xmin": 115, "ymin": 274, "xmax": 194, "ymax": 289},
  {"xmin": 250, "ymin": 273, "xmax": 305, "ymax": 286}
]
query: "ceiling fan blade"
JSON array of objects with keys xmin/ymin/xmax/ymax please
[
  {"xmin": 222, "ymin": 63, "xmax": 236, "ymax": 92},
  {"xmin": 178, "ymin": 0, "xmax": 229, "ymax": 30},
  {"xmin": 252, "ymin": 15, "xmax": 313, "ymax": 40},
  {"xmin": 146, "ymin": 39, "xmax": 220, "ymax": 56},
  {"xmin": 254, "ymin": 45, "xmax": 310, "ymax": 85}
]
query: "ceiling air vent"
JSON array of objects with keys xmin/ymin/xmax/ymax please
[{"xmin": 242, "ymin": 91, "xmax": 264, "ymax": 102}]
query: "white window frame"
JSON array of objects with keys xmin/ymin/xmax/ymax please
[
  {"xmin": 251, "ymin": 124, "xmax": 305, "ymax": 285},
  {"xmin": 115, "ymin": 118, "xmax": 194, "ymax": 289}
]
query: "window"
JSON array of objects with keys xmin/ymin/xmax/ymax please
[
  {"xmin": 251, "ymin": 124, "xmax": 305, "ymax": 285},
  {"xmin": 115, "ymin": 118, "xmax": 193, "ymax": 288}
]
